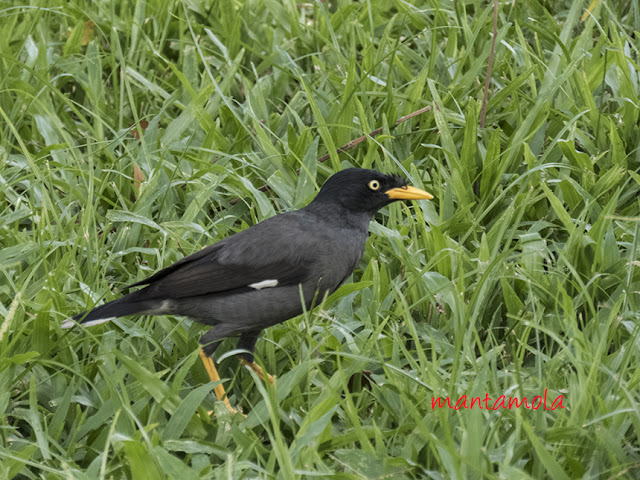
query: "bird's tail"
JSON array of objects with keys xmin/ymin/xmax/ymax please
[{"xmin": 61, "ymin": 295, "xmax": 152, "ymax": 329}]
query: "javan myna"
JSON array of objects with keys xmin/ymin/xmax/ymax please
[{"xmin": 62, "ymin": 168, "xmax": 433, "ymax": 412}]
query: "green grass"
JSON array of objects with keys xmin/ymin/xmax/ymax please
[{"xmin": 1, "ymin": 0, "xmax": 640, "ymax": 478}]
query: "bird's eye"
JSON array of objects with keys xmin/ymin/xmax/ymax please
[{"xmin": 368, "ymin": 180, "xmax": 381, "ymax": 191}]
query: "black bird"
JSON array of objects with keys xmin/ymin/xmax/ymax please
[{"xmin": 62, "ymin": 168, "xmax": 433, "ymax": 412}]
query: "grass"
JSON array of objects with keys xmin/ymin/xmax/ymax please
[{"xmin": 1, "ymin": 0, "xmax": 639, "ymax": 478}]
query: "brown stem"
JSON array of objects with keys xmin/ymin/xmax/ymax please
[
  {"xmin": 317, "ymin": 105, "xmax": 432, "ymax": 163},
  {"xmin": 232, "ymin": 105, "xmax": 433, "ymax": 201},
  {"xmin": 479, "ymin": 0, "xmax": 498, "ymax": 128}
]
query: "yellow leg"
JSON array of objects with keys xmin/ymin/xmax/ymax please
[
  {"xmin": 199, "ymin": 348, "xmax": 238, "ymax": 414},
  {"xmin": 240, "ymin": 358, "xmax": 275, "ymax": 385}
]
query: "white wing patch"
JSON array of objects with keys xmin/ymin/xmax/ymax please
[{"xmin": 248, "ymin": 279, "xmax": 279, "ymax": 290}]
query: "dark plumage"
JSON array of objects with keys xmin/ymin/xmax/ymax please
[{"xmin": 63, "ymin": 168, "xmax": 432, "ymax": 410}]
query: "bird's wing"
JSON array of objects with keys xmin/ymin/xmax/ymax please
[
  {"xmin": 125, "ymin": 242, "xmax": 226, "ymax": 290},
  {"xmin": 127, "ymin": 213, "xmax": 316, "ymax": 300}
]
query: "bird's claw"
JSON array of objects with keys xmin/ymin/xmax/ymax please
[{"xmin": 240, "ymin": 358, "xmax": 275, "ymax": 385}]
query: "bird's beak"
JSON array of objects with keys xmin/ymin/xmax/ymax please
[{"xmin": 385, "ymin": 185, "xmax": 434, "ymax": 200}]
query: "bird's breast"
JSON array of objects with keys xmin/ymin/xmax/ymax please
[{"xmin": 306, "ymin": 226, "xmax": 367, "ymax": 296}]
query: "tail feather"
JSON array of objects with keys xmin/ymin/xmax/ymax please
[{"xmin": 61, "ymin": 296, "xmax": 151, "ymax": 329}]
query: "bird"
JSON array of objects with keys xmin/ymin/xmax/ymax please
[{"xmin": 62, "ymin": 168, "xmax": 433, "ymax": 413}]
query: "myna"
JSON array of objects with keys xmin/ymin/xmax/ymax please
[{"xmin": 62, "ymin": 168, "xmax": 433, "ymax": 412}]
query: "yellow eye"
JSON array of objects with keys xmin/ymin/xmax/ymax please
[{"xmin": 368, "ymin": 180, "xmax": 381, "ymax": 191}]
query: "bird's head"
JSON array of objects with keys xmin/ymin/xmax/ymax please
[{"xmin": 311, "ymin": 168, "xmax": 433, "ymax": 215}]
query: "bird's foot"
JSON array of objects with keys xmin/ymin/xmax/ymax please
[
  {"xmin": 204, "ymin": 405, "xmax": 245, "ymax": 418},
  {"xmin": 240, "ymin": 358, "xmax": 275, "ymax": 385},
  {"xmin": 199, "ymin": 348, "xmax": 244, "ymax": 416}
]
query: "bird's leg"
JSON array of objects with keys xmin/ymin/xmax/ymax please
[
  {"xmin": 198, "ymin": 348, "xmax": 237, "ymax": 414},
  {"xmin": 240, "ymin": 359, "xmax": 275, "ymax": 384},
  {"xmin": 200, "ymin": 327, "xmax": 247, "ymax": 414},
  {"xmin": 237, "ymin": 332, "xmax": 275, "ymax": 385}
]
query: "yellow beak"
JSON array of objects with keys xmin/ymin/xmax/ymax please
[{"xmin": 385, "ymin": 185, "xmax": 434, "ymax": 201}]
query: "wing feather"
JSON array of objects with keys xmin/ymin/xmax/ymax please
[{"xmin": 127, "ymin": 212, "xmax": 315, "ymax": 300}]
